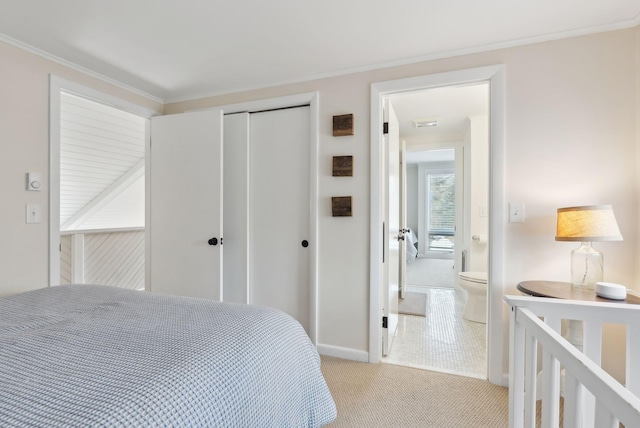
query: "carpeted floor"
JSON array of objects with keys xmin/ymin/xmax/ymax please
[{"xmin": 321, "ymin": 356, "xmax": 508, "ymax": 427}]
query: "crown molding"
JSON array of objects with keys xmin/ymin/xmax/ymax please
[
  {"xmin": 2, "ymin": 15, "xmax": 638, "ymax": 106},
  {"xmin": 0, "ymin": 33, "xmax": 163, "ymax": 104},
  {"xmin": 165, "ymin": 18, "xmax": 640, "ymax": 104}
]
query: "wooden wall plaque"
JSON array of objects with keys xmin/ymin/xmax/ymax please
[
  {"xmin": 332, "ymin": 156, "xmax": 353, "ymax": 176},
  {"xmin": 332, "ymin": 196, "xmax": 352, "ymax": 217},
  {"xmin": 333, "ymin": 114, "xmax": 354, "ymax": 136}
]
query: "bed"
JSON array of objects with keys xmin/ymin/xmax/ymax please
[{"xmin": 0, "ymin": 284, "xmax": 336, "ymax": 427}]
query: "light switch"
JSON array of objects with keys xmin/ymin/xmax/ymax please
[
  {"xmin": 26, "ymin": 204, "xmax": 41, "ymax": 224},
  {"xmin": 509, "ymin": 202, "xmax": 525, "ymax": 223}
]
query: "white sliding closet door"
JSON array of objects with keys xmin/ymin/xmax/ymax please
[
  {"xmin": 149, "ymin": 109, "xmax": 224, "ymax": 300},
  {"xmin": 249, "ymin": 107, "xmax": 311, "ymax": 333},
  {"xmin": 222, "ymin": 113, "xmax": 250, "ymax": 304}
]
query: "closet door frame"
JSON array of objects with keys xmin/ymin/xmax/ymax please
[{"xmin": 191, "ymin": 92, "xmax": 319, "ymax": 345}]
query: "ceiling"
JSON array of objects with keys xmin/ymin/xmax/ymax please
[
  {"xmin": 391, "ymin": 83, "xmax": 489, "ymax": 154},
  {"xmin": 59, "ymin": 92, "xmax": 146, "ymax": 231},
  {"xmin": 405, "ymin": 148, "xmax": 454, "ymax": 165},
  {"xmin": 0, "ymin": 1, "xmax": 638, "ymax": 103}
]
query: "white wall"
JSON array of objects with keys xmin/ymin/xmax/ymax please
[
  {"xmin": 406, "ymin": 165, "xmax": 418, "ymax": 234},
  {"xmin": 166, "ymin": 27, "xmax": 639, "ymax": 378},
  {"xmin": 468, "ymin": 115, "xmax": 489, "ymax": 272},
  {"xmin": 1, "ymin": 26, "xmax": 638, "ymax": 380}
]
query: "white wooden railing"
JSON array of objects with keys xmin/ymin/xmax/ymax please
[
  {"xmin": 505, "ymin": 295, "xmax": 640, "ymax": 428},
  {"xmin": 60, "ymin": 228, "xmax": 145, "ymax": 289}
]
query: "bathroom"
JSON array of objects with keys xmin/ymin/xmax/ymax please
[{"xmin": 381, "ymin": 83, "xmax": 489, "ymax": 379}]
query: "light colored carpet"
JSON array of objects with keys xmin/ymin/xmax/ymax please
[
  {"xmin": 321, "ymin": 356, "xmax": 508, "ymax": 427},
  {"xmin": 398, "ymin": 292, "xmax": 427, "ymax": 316},
  {"xmin": 406, "ymin": 257, "xmax": 455, "ymax": 288}
]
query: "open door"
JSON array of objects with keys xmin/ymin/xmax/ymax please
[
  {"xmin": 382, "ymin": 99, "xmax": 400, "ymax": 356},
  {"xmin": 148, "ymin": 109, "xmax": 224, "ymax": 300},
  {"xmin": 399, "ymin": 140, "xmax": 407, "ymax": 299}
]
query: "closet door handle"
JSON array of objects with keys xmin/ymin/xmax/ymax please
[
  {"xmin": 208, "ymin": 237, "xmax": 218, "ymax": 246},
  {"xmin": 301, "ymin": 240, "xmax": 309, "ymax": 248}
]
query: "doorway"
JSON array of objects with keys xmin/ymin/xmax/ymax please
[
  {"xmin": 384, "ymin": 83, "xmax": 489, "ymax": 378},
  {"xmin": 49, "ymin": 76, "xmax": 158, "ymax": 288},
  {"xmin": 369, "ymin": 66, "xmax": 506, "ymax": 386},
  {"xmin": 406, "ymin": 148, "xmax": 458, "ymax": 288}
]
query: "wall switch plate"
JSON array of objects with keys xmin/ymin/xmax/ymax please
[
  {"xmin": 26, "ymin": 204, "xmax": 41, "ymax": 224},
  {"xmin": 509, "ymin": 202, "xmax": 525, "ymax": 223}
]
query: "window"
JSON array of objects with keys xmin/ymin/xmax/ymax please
[{"xmin": 426, "ymin": 170, "xmax": 455, "ymax": 253}]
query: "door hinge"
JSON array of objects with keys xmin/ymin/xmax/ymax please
[
  {"xmin": 383, "ymin": 122, "xmax": 389, "ymax": 134},
  {"xmin": 382, "ymin": 316, "xmax": 388, "ymax": 329}
]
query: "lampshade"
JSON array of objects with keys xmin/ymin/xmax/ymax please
[{"xmin": 555, "ymin": 205, "xmax": 623, "ymax": 242}]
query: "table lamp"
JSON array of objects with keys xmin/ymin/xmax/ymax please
[{"xmin": 555, "ymin": 205, "xmax": 622, "ymax": 289}]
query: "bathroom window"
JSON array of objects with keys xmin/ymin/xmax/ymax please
[{"xmin": 426, "ymin": 170, "xmax": 455, "ymax": 254}]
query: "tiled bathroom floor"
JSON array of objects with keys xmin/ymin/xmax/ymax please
[{"xmin": 383, "ymin": 286, "xmax": 487, "ymax": 379}]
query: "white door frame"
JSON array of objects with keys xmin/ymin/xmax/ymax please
[
  {"xmin": 49, "ymin": 75, "xmax": 160, "ymax": 286},
  {"xmin": 369, "ymin": 66, "xmax": 506, "ymax": 385},
  {"xmin": 191, "ymin": 92, "xmax": 320, "ymax": 346}
]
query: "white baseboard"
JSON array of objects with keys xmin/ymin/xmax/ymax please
[
  {"xmin": 317, "ymin": 344, "xmax": 369, "ymax": 362},
  {"xmin": 501, "ymin": 372, "xmax": 510, "ymax": 387}
]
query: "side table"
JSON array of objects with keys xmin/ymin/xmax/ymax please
[
  {"xmin": 517, "ymin": 280, "xmax": 640, "ymax": 350},
  {"xmin": 517, "ymin": 280, "xmax": 640, "ymax": 304}
]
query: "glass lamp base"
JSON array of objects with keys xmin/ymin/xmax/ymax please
[{"xmin": 571, "ymin": 242, "xmax": 603, "ymax": 290}]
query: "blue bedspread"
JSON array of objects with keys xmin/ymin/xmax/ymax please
[{"xmin": 0, "ymin": 285, "xmax": 336, "ymax": 427}]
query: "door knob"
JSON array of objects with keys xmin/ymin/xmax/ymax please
[
  {"xmin": 301, "ymin": 240, "xmax": 309, "ymax": 248},
  {"xmin": 208, "ymin": 237, "xmax": 218, "ymax": 246}
]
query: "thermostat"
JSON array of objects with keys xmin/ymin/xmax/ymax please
[{"xmin": 27, "ymin": 172, "xmax": 41, "ymax": 191}]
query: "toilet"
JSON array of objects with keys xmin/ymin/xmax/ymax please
[{"xmin": 458, "ymin": 272, "xmax": 488, "ymax": 323}]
